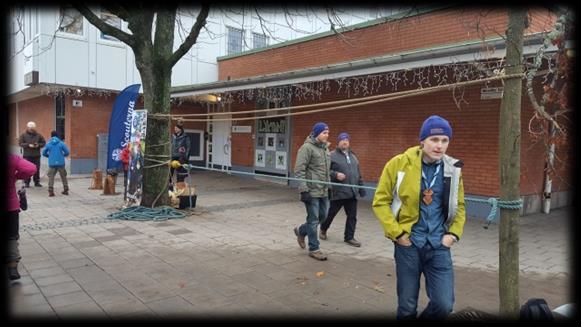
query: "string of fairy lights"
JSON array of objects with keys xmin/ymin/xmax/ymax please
[{"xmin": 169, "ymin": 57, "xmax": 554, "ymax": 109}]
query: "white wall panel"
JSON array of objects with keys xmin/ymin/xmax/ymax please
[
  {"xmin": 10, "ymin": 6, "xmax": 386, "ymax": 94},
  {"xmin": 197, "ymin": 61, "xmax": 218, "ymax": 84},
  {"xmin": 96, "ymin": 44, "xmax": 127, "ymax": 90},
  {"xmin": 54, "ymin": 37, "xmax": 89, "ymax": 86},
  {"xmin": 172, "ymin": 57, "xmax": 193, "ymax": 87}
]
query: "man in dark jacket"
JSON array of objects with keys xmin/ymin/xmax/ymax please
[
  {"xmin": 169, "ymin": 122, "xmax": 191, "ymax": 190},
  {"xmin": 320, "ymin": 132, "xmax": 366, "ymax": 247},
  {"xmin": 42, "ymin": 131, "xmax": 70, "ymax": 197},
  {"xmin": 18, "ymin": 121, "xmax": 46, "ymax": 187}
]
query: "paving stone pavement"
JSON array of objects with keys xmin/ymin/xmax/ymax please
[{"xmin": 5, "ymin": 171, "xmax": 572, "ymax": 320}]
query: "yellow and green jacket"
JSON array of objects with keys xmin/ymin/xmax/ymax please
[{"xmin": 372, "ymin": 146, "xmax": 466, "ymax": 241}]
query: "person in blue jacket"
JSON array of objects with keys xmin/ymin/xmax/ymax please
[{"xmin": 42, "ymin": 130, "xmax": 70, "ymax": 197}]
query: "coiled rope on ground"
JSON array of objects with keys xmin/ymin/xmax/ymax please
[{"xmin": 107, "ymin": 205, "xmax": 185, "ymax": 221}]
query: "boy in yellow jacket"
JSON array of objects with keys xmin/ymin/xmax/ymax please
[{"xmin": 373, "ymin": 115, "xmax": 465, "ymax": 320}]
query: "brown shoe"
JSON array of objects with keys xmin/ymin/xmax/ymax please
[
  {"xmin": 344, "ymin": 238, "xmax": 362, "ymax": 247},
  {"xmin": 61, "ymin": 190, "xmax": 69, "ymax": 195},
  {"xmin": 308, "ymin": 250, "xmax": 327, "ymax": 261},
  {"xmin": 319, "ymin": 229, "xmax": 327, "ymax": 240},
  {"xmin": 293, "ymin": 226, "xmax": 306, "ymax": 249},
  {"xmin": 49, "ymin": 191, "xmax": 55, "ymax": 197}
]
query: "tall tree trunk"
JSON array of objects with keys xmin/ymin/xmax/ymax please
[
  {"xmin": 498, "ymin": 8, "xmax": 526, "ymax": 318},
  {"xmin": 137, "ymin": 9, "xmax": 177, "ymax": 207},
  {"xmin": 139, "ymin": 65, "xmax": 172, "ymax": 207}
]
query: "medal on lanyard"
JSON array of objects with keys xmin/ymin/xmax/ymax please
[{"xmin": 422, "ymin": 163, "xmax": 440, "ymax": 205}]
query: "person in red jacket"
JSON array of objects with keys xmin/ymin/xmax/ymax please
[
  {"xmin": 120, "ymin": 143, "xmax": 131, "ymax": 201},
  {"xmin": 5, "ymin": 155, "xmax": 37, "ymax": 280}
]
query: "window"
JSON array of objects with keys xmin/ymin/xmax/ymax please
[
  {"xmin": 252, "ymin": 32, "xmax": 267, "ymax": 49},
  {"xmin": 55, "ymin": 93, "xmax": 65, "ymax": 140},
  {"xmin": 227, "ymin": 26, "xmax": 244, "ymax": 55},
  {"xmin": 100, "ymin": 9, "xmax": 121, "ymax": 41},
  {"xmin": 185, "ymin": 129, "xmax": 204, "ymax": 161},
  {"xmin": 58, "ymin": 6, "xmax": 83, "ymax": 36}
]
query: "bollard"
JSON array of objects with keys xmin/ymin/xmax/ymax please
[
  {"xmin": 89, "ymin": 169, "xmax": 103, "ymax": 189},
  {"xmin": 102, "ymin": 174, "xmax": 117, "ymax": 195}
]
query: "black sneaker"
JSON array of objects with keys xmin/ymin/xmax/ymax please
[
  {"xmin": 8, "ymin": 266, "xmax": 20, "ymax": 280},
  {"xmin": 344, "ymin": 239, "xmax": 362, "ymax": 247},
  {"xmin": 34, "ymin": 182, "xmax": 42, "ymax": 187}
]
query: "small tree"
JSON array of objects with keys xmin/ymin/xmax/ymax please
[
  {"xmin": 498, "ymin": 8, "xmax": 526, "ymax": 318},
  {"xmin": 74, "ymin": 4, "xmax": 210, "ymax": 207}
]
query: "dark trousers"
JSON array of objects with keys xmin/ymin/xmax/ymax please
[
  {"xmin": 3, "ymin": 211, "xmax": 20, "ymax": 263},
  {"xmin": 123, "ymin": 170, "xmax": 128, "ymax": 201},
  {"xmin": 23, "ymin": 155, "xmax": 41, "ymax": 184},
  {"xmin": 320, "ymin": 198, "xmax": 358, "ymax": 241}
]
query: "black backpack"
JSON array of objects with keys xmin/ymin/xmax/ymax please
[{"xmin": 520, "ymin": 298, "xmax": 554, "ymax": 321}]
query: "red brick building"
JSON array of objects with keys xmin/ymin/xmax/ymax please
[
  {"xmin": 8, "ymin": 87, "xmax": 207, "ymax": 174},
  {"xmin": 171, "ymin": 7, "xmax": 571, "ymax": 217}
]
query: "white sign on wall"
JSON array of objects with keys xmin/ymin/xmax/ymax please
[
  {"xmin": 481, "ymin": 87, "xmax": 504, "ymax": 100},
  {"xmin": 232, "ymin": 126, "xmax": 252, "ymax": 133}
]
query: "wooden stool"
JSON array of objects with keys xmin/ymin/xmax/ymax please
[
  {"xmin": 102, "ymin": 174, "xmax": 117, "ymax": 195},
  {"xmin": 89, "ymin": 169, "xmax": 103, "ymax": 189}
]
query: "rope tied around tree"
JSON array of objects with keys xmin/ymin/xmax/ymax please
[{"xmin": 469, "ymin": 197, "xmax": 524, "ymax": 229}]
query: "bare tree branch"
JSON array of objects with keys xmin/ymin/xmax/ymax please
[
  {"xmin": 325, "ymin": 6, "xmax": 355, "ymax": 47},
  {"xmin": 73, "ymin": 4, "xmax": 134, "ymax": 46},
  {"xmin": 102, "ymin": 4, "xmax": 131, "ymax": 21},
  {"xmin": 169, "ymin": 4, "xmax": 210, "ymax": 67},
  {"xmin": 253, "ymin": 8, "xmax": 279, "ymax": 43}
]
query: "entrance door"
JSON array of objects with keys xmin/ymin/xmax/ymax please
[{"xmin": 211, "ymin": 115, "xmax": 231, "ymax": 170}]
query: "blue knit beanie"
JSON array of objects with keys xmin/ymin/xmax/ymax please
[
  {"xmin": 419, "ymin": 115, "xmax": 452, "ymax": 141},
  {"xmin": 312, "ymin": 122, "xmax": 329, "ymax": 137},
  {"xmin": 337, "ymin": 132, "xmax": 350, "ymax": 142}
]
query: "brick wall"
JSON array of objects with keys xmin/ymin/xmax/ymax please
[
  {"xmin": 11, "ymin": 94, "xmax": 210, "ymax": 162},
  {"xmin": 170, "ymin": 103, "xmax": 207, "ymax": 132},
  {"xmin": 68, "ymin": 94, "xmax": 116, "ymax": 158},
  {"xmin": 287, "ymin": 79, "xmax": 569, "ymax": 198},
  {"xmin": 219, "ymin": 8, "xmax": 555, "ymax": 80},
  {"xmin": 9, "ymin": 96, "xmax": 54, "ymax": 149},
  {"xmin": 229, "ymin": 102, "xmax": 257, "ymax": 167}
]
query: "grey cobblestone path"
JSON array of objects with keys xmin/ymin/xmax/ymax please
[{"xmin": 7, "ymin": 171, "xmax": 571, "ymax": 319}]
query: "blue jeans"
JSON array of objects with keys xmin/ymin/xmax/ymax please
[
  {"xmin": 394, "ymin": 242, "xmax": 454, "ymax": 320},
  {"xmin": 298, "ymin": 196, "xmax": 329, "ymax": 252}
]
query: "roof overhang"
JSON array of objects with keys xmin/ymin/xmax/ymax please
[
  {"xmin": 172, "ymin": 33, "xmax": 555, "ymax": 99},
  {"xmin": 7, "ymin": 83, "xmax": 127, "ymax": 104}
]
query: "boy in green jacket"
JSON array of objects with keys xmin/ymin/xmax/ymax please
[{"xmin": 373, "ymin": 115, "xmax": 465, "ymax": 320}]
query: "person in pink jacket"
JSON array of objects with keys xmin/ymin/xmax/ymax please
[{"xmin": 6, "ymin": 154, "xmax": 37, "ymax": 280}]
